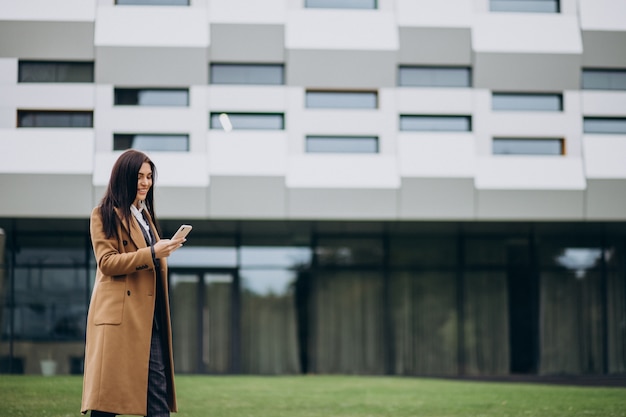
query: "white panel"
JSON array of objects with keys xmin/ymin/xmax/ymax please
[
  {"xmin": 0, "ymin": 129, "xmax": 94, "ymax": 174},
  {"xmin": 286, "ymin": 154, "xmax": 399, "ymax": 188},
  {"xmin": 398, "ymin": 134, "xmax": 475, "ymax": 178},
  {"xmin": 395, "ymin": 89, "xmax": 474, "ymax": 114},
  {"xmin": 579, "ymin": 0, "xmax": 626, "ymax": 31},
  {"xmin": 472, "ymin": 14, "xmax": 582, "ymax": 54},
  {"xmin": 95, "ymin": 6, "xmax": 208, "ymax": 47},
  {"xmin": 399, "ymin": 178, "xmax": 475, "ymax": 219},
  {"xmin": 285, "ymin": 10, "xmax": 397, "ymax": 51},
  {"xmin": 155, "ymin": 187, "xmax": 209, "ymax": 219},
  {"xmin": 396, "ymin": 0, "xmax": 471, "ymax": 28},
  {"xmin": 209, "ymin": 0, "xmax": 286, "ymax": 23},
  {"xmin": 5, "ymin": 84, "xmax": 95, "ymax": 109},
  {"xmin": 582, "ymin": 92, "xmax": 626, "ymax": 117},
  {"xmin": 0, "ymin": 0, "xmax": 95, "ymax": 21},
  {"xmin": 475, "ymin": 156, "xmax": 586, "ymax": 190},
  {"xmin": 208, "ymin": 132, "xmax": 288, "ymax": 176},
  {"xmin": 583, "ymin": 135, "xmax": 626, "ymax": 179},
  {"xmin": 208, "ymin": 86, "xmax": 286, "ymax": 111}
]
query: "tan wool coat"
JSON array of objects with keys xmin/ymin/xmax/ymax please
[{"xmin": 81, "ymin": 207, "xmax": 177, "ymax": 416}]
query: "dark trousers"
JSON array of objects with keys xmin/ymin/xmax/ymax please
[{"xmin": 91, "ymin": 324, "xmax": 169, "ymax": 417}]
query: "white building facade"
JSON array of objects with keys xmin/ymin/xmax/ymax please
[{"xmin": 0, "ymin": 0, "xmax": 625, "ymax": 377}]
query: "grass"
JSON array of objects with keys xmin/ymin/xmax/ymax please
[{"xmin": 0, "ymin": 375, "xmax": 624, "ymax": 417}]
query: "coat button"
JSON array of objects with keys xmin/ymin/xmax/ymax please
[{"xmin": 127, "ymin": 290, "xmax": 131, "ymax": 296}]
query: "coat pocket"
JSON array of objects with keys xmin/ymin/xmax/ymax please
[{"xmin": 93, "ymin": 281, "xmax": 126, "ymax": 325}]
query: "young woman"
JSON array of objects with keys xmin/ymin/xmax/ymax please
[{"xmin": 81, "ymin": 150, "xmax": 185, "ymax": 417}]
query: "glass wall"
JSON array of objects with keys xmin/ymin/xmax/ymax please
[{"xmin": 1, "ymin": 219, "xmax": 624, "ymax": 376}]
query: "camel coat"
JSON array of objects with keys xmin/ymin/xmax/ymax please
[{"xmin": 81, "ymin": 207, "xmax": 177, "ymax": 416}]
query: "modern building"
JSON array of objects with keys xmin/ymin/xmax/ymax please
[{"xmin": 0, "ymin": 0, "xmax": 625, "ymax": 377}]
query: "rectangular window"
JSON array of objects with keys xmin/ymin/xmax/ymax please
[
  {"xmin": 492, "ymin": 93, "xmax": 563, "ymax": 111},
  {"xmin": 490, "ymin": 0, "xmax": 560, "ymax": 13},
  {"xmin": 210, "ymin": 113, "xmax": 284, "ymax": 130},
  {"xmin": 400, "ymin": 115, "xmax": 472, "ymax": 132},
  {"xmin": 582, "ymin": 69, "xmax": 626, "ymax": 90},
  {"xmin": 305, "ymin": 0, "xmax": 376, "ymax": 9},
  {"xmin": 113, "ymin": 134, "xmax": 189, "ymax": 151},
  {"xmin": 493, "ymin": 138, "xmax": 564, "ymax": 156},
  {"xmin": 306, "ymin": 90, "xmax": 378, "ymax": 109},
  {"xmin": 583, "ymin": 118, "xmax": 626, "ymax": 134},
  {"xmin": 210, "ymin": 64, "xmax": 284, "ymax": 85},
  {"xmin": 17, "ymin": 110, "xmax": 93, "ymax": 128},
  {"xmin": 114, "ymin": 88, "xmax": 189, "ymax": 106},
  {"xmin": 398, "ymin": 66, "xmax": 471, "ymax": 88},
  {"xmin": 18, "ymin": 61, "xmax": 94, "ymax": 83},
  {"xmin": 115, "ymin": 0, "xmax": 189, "ymax": 5},
  {"xmin": 306, "ymin": 135, "xmax": 378, "ymax": 153}
]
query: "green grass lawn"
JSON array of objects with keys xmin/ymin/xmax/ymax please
[{"xmin": 0, "ymin": 375, "xmax": 624, "ymax": 417}]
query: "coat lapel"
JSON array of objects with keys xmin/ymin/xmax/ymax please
[{"xmin": 114, "ymin": 206, "xmax": 147, "ymax": 249}]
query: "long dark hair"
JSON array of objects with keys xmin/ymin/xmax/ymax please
[{"xmin": 99, "ymin": 150, "xmax": 159, "ymax": 239}]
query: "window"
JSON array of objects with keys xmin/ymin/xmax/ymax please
[
  {"xmin": 17, "ymin": 110, "xmax": 93, "ymax": 128},
  {"xmin": 115, "ymin": 0, "xmax": 188, "ymax": 5},
  {"xmin": 113, "ymin": 134, "xmax": 189, "ymax": 151},
  {"xmin": 398, "ymin": 66, "xmax": 471, "ymax": 88},
  {"xmin": 583, "ymin": 118, "xmax": 626, "ymax": 134},
  {"xmin": 582, "ymin": 69, "xmax": 626, "ymax": 90},
  {"xmin": 492, "ymin": 93, "xmax": 563, "ymax": 111},
  {"xmin": 306, "ymin": 91, "xmax": 378, "ymax": 109},
  {"xmin": 490, "ymin": 0, "xmax": 559, "ymax": 13},
  {"xmin": 400, "ymin": 115, "xmax": 472, "ymax": 132},
  {"xmin": 210, "ymin": 64, "xmax": 284, "ymax": 85},
  {"xmin": 18, "ymin": 61, "xmax": 94, "ymax": 83},
  {"xmin": 210, "ymin": 113, "xmax": 284, "ymax": 130},
  {"xmin": 493, "ymin": 138, "xmax": 564, "ymax": 155},
  {"xmin": 306, "ymin": 135, "xmax": 378, "ymax": 153},
  {"xmin": 305, "ymin": 0, "xmax": 376, "ymax": 9},
  {"xmin": 114, "ymin": 88, "xmax": 189, "ymax": 106}
]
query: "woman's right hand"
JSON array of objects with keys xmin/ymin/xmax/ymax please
[{"xmin": 153, "ymin": 237, "xmax": 185, "ymax": 259}]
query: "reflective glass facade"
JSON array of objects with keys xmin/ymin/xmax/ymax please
[{"xmin": 1, "ymin": 220, "xmax": 624, "ymax": 376}]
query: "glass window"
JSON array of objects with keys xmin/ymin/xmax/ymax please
[
  {"xmin": 490, "ymin": 0, "xmax": 559, "ymax": 13},
  {"xmin": 316, "ymin": 238, "xmax": 383, "ymax": 267},
  {"xmin": 492, "ymin": 93, "xmax": 563, "ymax": 111},
  {"xmin": 583, "ymin": 118, "xmax": 626, "ymax": 134},
  {"xmin": 210, "ymin": 113, "xmax": 284, "ymax": 130},
  {"xmin": 18, "ymin": 61, "xmax": 94, "ymax": 83},
  {"xmin": 306, "ymin": 135, "xmax": 378, "ymax": 153},
  {"xmin": 398, "ymin": 66, "xmax": 471, "ymax": 88},
  {"xmin": 114, "ymin": 88, "xmax": 189, "ymax": 106},
  {"xmin": 116, "ymin": 0, "xmax": 189, "ymax": 4},
  {"xmin": 113, "ymin": 134, "xmax": 189, "ymax": 151},
  {"xmin": 168, "ymin": 246, "xmax": 238, "ymax": 268},
  {"xmin": 305, "ymin": 0, "xmax": 376, "ymax": 9},
  {"xmin": 390, "ymin": 237, "xmax": 457, "ymax": 268},
  {"xmin": 400, "ymin": 115, "xmax": 472, "ymax": 132},
  {"xmin": 17, "ymin": 111, "xmax": 93, "ymax": 128},
  {"xmin": 306, "ymin": 91, "xmax": 378, "ymax": 109},
  {"xmin": 582, "ymin": 69, "xmax": 626, "ymax": 90},
  {"xmin": 240, "ymin": 247, "xmax": 312, "ymax": 269},
  {"xmin": 493, "ymin": 138, "xmax": 564, "ymax": 156},
  {"xmin": 210, "ymin": 64, "xmax": 284, "ymax": 85}
]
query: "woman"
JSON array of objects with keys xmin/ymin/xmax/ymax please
[{"xmin": 81, "ymin": 150, "xmax": 185, "ymax": 417}]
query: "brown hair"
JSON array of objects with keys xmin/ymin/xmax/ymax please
[{"xmin": 99, "ymin": 150, "xmax": 159, "ymax": 239}]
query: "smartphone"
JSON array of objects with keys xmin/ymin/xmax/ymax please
[{"xmin": 172, "ymin": 224, "xmax": 192, "ymax": 240}]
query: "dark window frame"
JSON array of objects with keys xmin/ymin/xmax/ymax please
[
  {"xmin": 305, "ymin": 135, "xmax": 379, "ymax": 154},
  {"xmin": 582, "ymin": 68, "xmax": 626, "ymax": 91},
  {"xmin": 17, "ymin": 110, "xmax": 94, "ymax": 128},
  {"xmin": 492, "ymin": 137, "xmax": 565, "ymax": 156},
  {"xmin": 114, "ymin": 88, "xmax": 190, "ymax": 106},
  {"xmin": 113, "ymin": 133, "xmax": 190, "ymax": 152},
  {"xmin": 209, "ymin": 112, "xmax": 285, "ymax": 131},
  {"xmin": 18, "ymin": 61, "xmax": 94, "ymax": 83}
]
